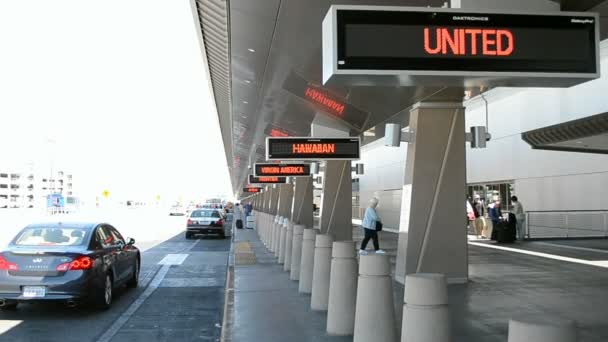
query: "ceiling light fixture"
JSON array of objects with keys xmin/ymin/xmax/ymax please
[
  {"xmin": 244, "ymin": 80, "xmax": 251, "ymax": 84},
  {"xmin": 247, "ymin": 48, "xmax": 255, "ymax": 53},
  {"xmin": 243, "ymin": 101, "xmax": 248, "ymax": 104}
]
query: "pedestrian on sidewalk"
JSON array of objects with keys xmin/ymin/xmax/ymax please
[
  {"xmin": 234, "ymin": 203, "xmax": 244, "ymax": 229},
  {"xmin": 511, "ymin": 196, "xmax": 526, "ymax": 240},
  {"xmin": 359, "ymin": 197, "xmax": 385, "ymax": 255}
]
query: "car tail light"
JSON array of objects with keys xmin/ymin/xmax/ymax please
[
  {"xmin": 56, "ymin": 256, "xmax": 93, "ymax": 272},
  {"xmin": 215, "ymin": 219, "xmax": 223, "ymax": 226},
  {"xmin": 187, "ymin": 219, "xmax": 193, "ymax": 225},
  {"xmin": 0, "ymin": 255, "xmax": 18, "ymax": 271}
]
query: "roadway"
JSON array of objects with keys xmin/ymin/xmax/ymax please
[{"xmin": 0, "ymin": 207, "xmax": 229, "ymax": 342}]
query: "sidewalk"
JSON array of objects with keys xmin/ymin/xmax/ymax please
[
  {"xmin": 226, "ymin": 226, "xmax": 608, "ymax": 342},
  {"xmin": 227, "ymin": 228, "xmax": 351, "ymax": 342}
]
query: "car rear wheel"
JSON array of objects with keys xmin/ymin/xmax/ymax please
[
  {"xmin": 185, "ymin": 232, "xmax": 193, "ymax": 239},
  {"xmin": 126, "ymin": 259, "xmax": 139, "ymax": 289},
  {"xmin": 94, "ymin": 274, "xmax": 113, "ymax": 310}
]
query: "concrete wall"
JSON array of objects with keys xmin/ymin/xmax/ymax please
[
  {"xmin": 465, "ymin": 40, "xmax": 608, "ymax": 212},
  {"xmin": 358, "ymin": 137, "xmax": 407, "ymax": 230}
]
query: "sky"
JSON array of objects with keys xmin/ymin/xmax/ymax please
[{"xmin": 0, "ymin": 0, "xmax": 233, "ymax": 203}]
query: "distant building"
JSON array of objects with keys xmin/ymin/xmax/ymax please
[{"xmin": 0, "ymin": 165, "xmax": 75, "ymax": 209}]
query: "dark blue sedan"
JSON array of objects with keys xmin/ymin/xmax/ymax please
[{"xmin": 0, "ymin": 222, "xmax": 140, "ymax": 310}]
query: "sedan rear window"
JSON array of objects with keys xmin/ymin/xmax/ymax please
[
  {"xmin": 190, "ymin": 210, "xmax": 220, "ymax": 218},
  {"xmin": 13, "ymin": 227, "xmax": 89, "ymax": 246}
]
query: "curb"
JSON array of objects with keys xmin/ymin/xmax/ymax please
[{"xmin": 220, "ymin": 225, "xmax": 236, "ymax": 342}]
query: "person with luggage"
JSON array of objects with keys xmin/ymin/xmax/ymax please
[
  {"xmin": 511, "ymin": 196, "xmax": 526, "ymax": 240},
  {"xmin": 234, "ymin": 203, "xmax": 244, "ymax": 229},
  {"xmin": 359, "ymin": 197, "xmax": 385, "ymax": 255},
  {"xmin": 488, "ymin": 200, "xmax": 503, "ymax": 240}
]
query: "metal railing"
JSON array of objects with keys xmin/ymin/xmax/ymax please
[{"xmin": 526, "ymin": 210, "xmax": 608, "ymax": 239}]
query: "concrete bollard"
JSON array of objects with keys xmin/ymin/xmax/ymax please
[
  {"xmin": 272, "ymin": 216, "xmax": 281, "ymax": 254},
  {"xmin": 353, "ymin": 254, "xmax": 397, "ymax": 342},
  {"xmin": 298, "ymin": 228, "xmax": 317, "ymax": 293},
  {"xmin": 269, "ymin": 216, "xmax": 276, "ymax": 252},
  {"xmin": 327, "ymin": 241, "xmax": 358, "ymax": 335},
  {"xmin": 274, "ymin": 217, "xmax": 284, "ymax": 259},
  {"xmin": 290, "ymin": 225, "xmax": 305, "ymax": 280},
  {"xmin": 401, "ymin": 273, "xmax": 450, "ymax": 342},
  {"xmin": 283, "ymin": 221, "xmax": 294, "ymax": 272},
  {"xmin": 311, "ymin": 234, "xmax": 334, "ymax": 311},
  {"xmin": 508, "ymin": 317, "xmax": 577, "ymax": 342},
  {"xmin": 278, "ymin": 218, "xmax": 288, "ymax": 264}
]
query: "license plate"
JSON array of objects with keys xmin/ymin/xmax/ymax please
[{"xmin": 22, "ymin": 286, "xmax": 46, "ymax": 298}]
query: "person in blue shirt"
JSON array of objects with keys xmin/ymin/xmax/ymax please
[{"xmin": 360, "ymin": 197, "xmax": 385, "ymax": 255}]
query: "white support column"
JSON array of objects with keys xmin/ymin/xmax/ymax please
[
  {"xmin": 291, "ymin": 176, "xmax": 314, "ymax": 228},
  {"xmin": 283, "ymin": 221, "xmax": 294, "ymax": 272},
  {"xmin": 311, "ymin": 115, "xmax": 353, "ymax": 241},
  {"xmin": 395, "ymin": 102, "xmax": 468, "ymax": 284}
]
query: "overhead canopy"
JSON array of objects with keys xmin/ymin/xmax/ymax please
[
  {"xmin": 190, "ymin": 0, "xmax": 608, "ymax": 197},
  {"xmin": 522, "ymin": 111, "xmax": 608, "ymax": 154}
]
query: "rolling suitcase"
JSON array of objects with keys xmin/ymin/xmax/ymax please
[
  {"xmin": 236, "ymin": 219, "xmax": 243, "ymax": 229},
  {"xmin": 495, "ymin": 221, "xmax": 515, "ymax": 243}
]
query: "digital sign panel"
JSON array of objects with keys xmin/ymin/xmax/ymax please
[
  {"xmin": 283, "ymin": 72, "xmax": 369, "ymax": 131},
  {"xmin": 243, "ymin": 187, "xmax": 262, "ymax": 193},
  {"xmin": 266, "ymin": 137, "xmax": 360, "ymax": 160},
  {"xmin": 322, "ymin": 6, "xmax": 600, "ymax": 87},
  {"xmin": 248, "ymin": 175, "xmax": 288, "ymax": 184},
  {"xmin": 254, "ymin": 163, "xmax": 312, "ymax": 177}
]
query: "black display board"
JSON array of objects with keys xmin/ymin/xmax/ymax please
[
  {"xmin": 266, "ymin": 137, "xmax": 360, "ymax": 160},
  {"xmin": 248, "ymin": 175, "xmax": 288, "ymax": 184},
  {"xmin": 336, "ymin": 9, "xmax": 598, "ymax": 74},
  {"xmin": 254, "ymin": 163, "xmax": 312, "ymax": 177}
]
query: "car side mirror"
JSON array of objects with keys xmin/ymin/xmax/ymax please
[{"xmin": 127, "ymin": 238, "xmax": 135, "ymax": 245}]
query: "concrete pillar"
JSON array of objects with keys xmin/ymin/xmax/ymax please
[
  {"xmin": 269, "ymin": 185, "xmax": 279, "ymax": 215},
  {"xmin": 508, "ymin": 318, "xmax": 577, "ymax": 342},
  {"xmin": 395, "ymin": 102, "xmax": 468, "ymax": 284},
  {"xmin": 283, "ymin": 221, "xmax": 294, "ymax": 272},
  {"xmin": 327, "ymin": 241, "xmax": 358, "ymax": 336},
  {"xmin": 291, "ymin": 176, "xmax": 314, "ymax": 228},
  {"xmin": 401, "ymin": 273, "xmax": 450, "ymax": 342},
  {"xmin": 278, "ymin": 218, "xmax": 288, "ymax": 263},
  {"xmin": 290, "ymin": 224, "xmax": 305, "ymax": 280},
  {"xmin": 311, "ymin": 115, "xmax": 353, "ymax": 241},
  {"xmin": 272, "ymin": 216, "xmax": 281, "ymax": 255},
  {"xmin": 354, "ymin": 254, "xmax": 396, "ymax": 342},
  {"xmin": 311, "ymin": 234, "xmax": 334, "ymax": 311},
  {"xmin": 299, "ymin": 228, "xmax": 317, "ymax": 294}
]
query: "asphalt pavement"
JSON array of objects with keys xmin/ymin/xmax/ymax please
[{"xmin": 0, "ymin": 208, "xmax": 230, "ymax": 342}]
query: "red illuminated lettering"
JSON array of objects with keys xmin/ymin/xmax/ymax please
[
  {"xmin": 304, "ymin": 87, "xmax": 345, "ymax": 116},
  {"xmin": 292, "ymin": 143, "xmax": 336, "ymax": 154},
  {"xmin": 423, "ymin": 27, "xmax": 514, "ymax": 57},
  {"xmin": 482, "ymin": 29, "xmax": 497, "ymax": 55}
]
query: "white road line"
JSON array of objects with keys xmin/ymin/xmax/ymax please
[
  {"xmin": 534, "ymin": 241, "xmax": 608, "ymax": 255},
  {"xmin": 96, "ymin": 240, "xmax": 198, "ymax": 342},
  {"xmin": 158, "ymin": 253, "xmax": 189, "ymax": 265},
  {"xmin": 96, "ymin": 265, "xmax": 170, "ymax": 342},
  {"xmin": 468, "ymin": 242, "xmax": 608, "ymax": 269}
]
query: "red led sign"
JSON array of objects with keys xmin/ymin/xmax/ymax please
[
  {"xmin": 423, "ymin": 28, "xmax": 514, "ymax": 56},
  {"xmin": 255, "ymin": 163, "xmax": 312, "ymax": 177},
  {"xmin": 269, "ymin": 128, "xmax": 290, "ymax": 137},
  {"xmin": 243, "ymin": 187, "xmax": 262, "ymax": 193},
  {"xmin": 267, "ymin": 137, "xmax": 360, "ymax": 160},
  {"xmin": 248, "ymin": 175, "xmax": 287, "ymax": 184},
  {"xmin": 283, "ymin": 71, "xmax": 369, "ymax": 131},
  {"xmin": 304, "ymin": 87, "xmax": 345, "ymax": 117}
]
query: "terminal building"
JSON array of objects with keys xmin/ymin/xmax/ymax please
[{"xmin": 192, "ymin": 0, "xmax": 608, "ymax": 340}]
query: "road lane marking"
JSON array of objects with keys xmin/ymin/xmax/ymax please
[
  {"xmin": 534, "ymin": 241, "xmax": 608, "ymax": 254},
  {"xmin": 96, "ymin": 240, "xmax": 198, "ymax": 342},
  {"xmin": 469, "ymin": 241, "xmax": 608, "ymax": 268},
  {"xmin": 96, "ymin": 265, "xmax": 170, "ymax": 342},
  {"xmin": 158, "ymin": 253, "xmax": 189, "ymax": 265}
]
